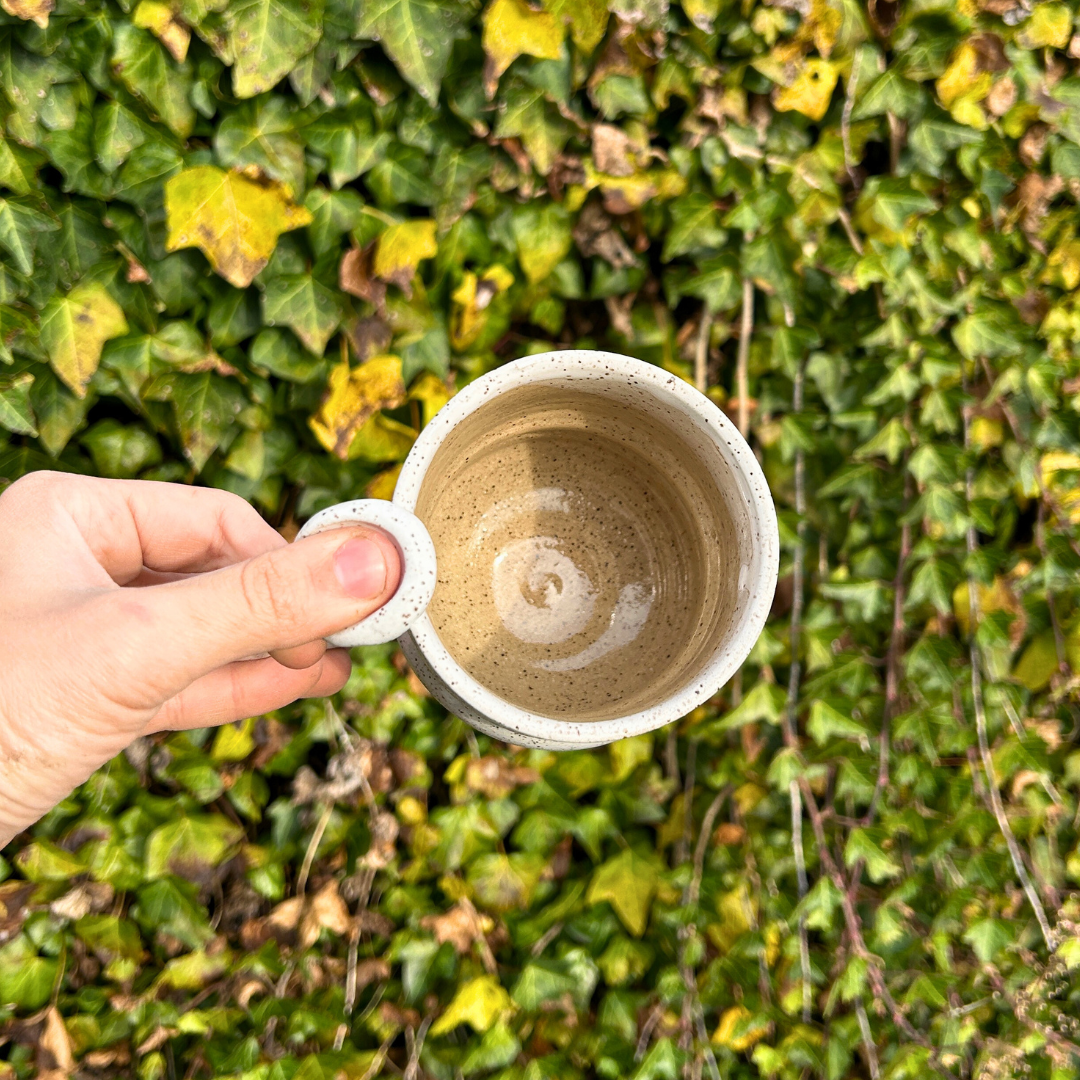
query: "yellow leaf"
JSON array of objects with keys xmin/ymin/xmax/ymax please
[
  {"xmin": 373, "ymin": 219, "xmax": 438, "ymax": 290},
  {"xmin": 429, "ymin": 975, "xmax": 512, "ymax": 1036},
  {"xmin": 969, "ymin": 415, "xmax": 1003, "ymax": 453},
  {"xmin": 1042, "ymin": 239, "xmax": 1080, "ymax": 292},
  {"xmin": 774, "ymin": 58, "xmax": 839, "ymax": 122},
  {"xmin": 713, "ymin": 1005, "xmax": 770, "ymax": 1051},
  {"xmin": 133, "ymin": 0, "xmax": 190, "ymax": 62},
  {"xmin": 543, "ymin": 0, "xmax": 607, "ymax": 52},
  {"xmin": 952, "ymin": 577, "xmax": 1018, "ymax": 638},
  {"xmin": 165, "ymin": 166, "xmax": 312, "ymax": 289},
  {"xmin": 450, "ymin": 267, "xmax": 514, "ymax": 351},
  {"xmin": 408, "ymin": 371, "xmax": 451, "ymax": 426},
  {"xmin": 366, "ymin": 463, "xmax": 402, "ymax": 500},
  {"xmin": 1, "ymin": 0, "xmax": 51, "ymax": 25},
  {"xmin": 309, "ymin": 355, "xmax": 407, "ymax": 460},
  {"xmin": 210, "ymin": 718, "xmax": 256, "ymax": 763},
  {"xmin": 586, "ymin": 848, "xmax": 657, "ymax": 937},
  {"xmin": 1018, "ymin": 3, "xmax": 1071, "ymax": 49},
  {"xmin": 39, "ymin": 282, "xmax": 128, "ymax": 398},
  {"xmin": 347, "ymin": 414, "xmax": 416, "ymax": 464},
  {"xmin": 482, "ymin": 0, "xmax": 564, "ymax": 94},
  {"xmin": 937, "ymin": 42, "xmax": 991, "ymax": 110}
]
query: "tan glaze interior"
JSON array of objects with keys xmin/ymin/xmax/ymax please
[{"xmin": 414, "ymin": 382, "xmax": 739, "ymax": 721}]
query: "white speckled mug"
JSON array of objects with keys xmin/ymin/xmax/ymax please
[{"xmin": 296, "ymin": 351, "xmax": 779, "ymax": 751}]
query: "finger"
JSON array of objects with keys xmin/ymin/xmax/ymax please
[
  {"xmin": 0, "ymin": 472, "xmax": 286, "ymax": 589},
  {"xmin": 150, "ymin": 650, "xmax": 352, "ymax": 732},
  {"xmin": 99, "ymin": 525, "xmax": 402, "ymax": 700},
  {"xmin": 270, "ymin": 639, "xmax": 328, "ymax": 670}
]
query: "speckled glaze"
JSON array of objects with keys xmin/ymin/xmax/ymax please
[
  {"xmin": 391, "ymin": 350, "xmax": 780, "ymax": 751},
  {"xmin": 294, "ymin": 499, "xmax": 437, "ymax": 648}
]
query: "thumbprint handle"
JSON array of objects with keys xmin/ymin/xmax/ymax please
[{"xmin": 295, "ymin": 499, "xmax": 437, "ymax": 647}]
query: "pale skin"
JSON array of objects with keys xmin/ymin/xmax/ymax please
[{"xmin": 0, "ymin": 471, "xmax": 402, "ymax": 848}]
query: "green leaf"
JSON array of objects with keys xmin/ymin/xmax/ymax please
[
  {"xmin": 225, "ymin": 0, "xmax": 323, "ymax": 99},
  {"xmin": 0, "ymin": 372, "xmax": 36, "ymax": 436},
  {"xmin": 357, "ymin": 0, "xmax": 466, "ymax": 104},
  {"xmin": 586, "ymin": 848, "xmax": 657, "ymax": 936},
  {"xmin": 512, "ymin": 203, "xmax": 572, "ymax": 285},
  {"xmin": 112, "ymin": 24, "xmax": 195, "ymax": 138},
  {"xmin": 214, "ymin": 98, "xmax": 306, "ymax": 196},
  {"xmin": 145, "ymin": 814, "xmax": 244, "ymax": 880},
  {"xmin": 807, "ymin": 700, "xmax": 870, "ymax": 748},
  {"xmin": 16, "ymin": 839, "xmax": 86, "ymax": 881},
  {"xmin": 0, "ymin": 198, "xmax": 59, "ymax": 276},
  {"xmin": 963, "ymin": 917, "xmax": 1014, "ymax": 963},
  {"xmin": 146, "ymin": 370, "xmax": 246, "ymax": 469},
  {"xmin": 661, "ymin": 193, "xmax": 727, "ymax": 262},
  {"xmin": 845, "ymin": 828, "xmax": 902, "ymax": 883},
  {"xmin": 0, "ymin": 937, "xmax": 59, "ymax": 1010},
  {"xmin": 262, "ymin": 273, "xmax": 343, "ymax": 355}
]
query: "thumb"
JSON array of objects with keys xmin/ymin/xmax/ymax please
[{"xmin": 106, "ymin": 525, "xmax": 403, "ymax": 695}]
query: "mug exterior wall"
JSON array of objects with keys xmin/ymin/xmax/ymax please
[{"xmin": 393, "ymin": 350, "xmax": 779, "ymax": 751}]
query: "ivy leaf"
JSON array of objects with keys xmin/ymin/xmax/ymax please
[
  {"xmin": 214, "ymin": 98, "xmax": 306, "ymax": 197},
  {"xmin": 542, "ymin": 0, "xmax": 608, "ymax": 53},
  {"xmin": 309, "ymin": 355, "xmax": 406, "ymax": 458},
  {"xmin": 429, "ymin": 975, "xmax": 513, "ymax": 1036},
  {"xmin": 0, "ymin": 138, "xmax": 44, "ymax": 195},
  {"xmin": 133, "ymin": 0, "xmax": 192, "ymax": 63},
  {"xmin": 356, "ymin": 0, "xmax": 465, "ymax": 105},
  {"xmin": 482, "ymin": 0, "xmax": 564, "ymax": 97},
  {"xmin": 774, "ymin": 59, "xmax": 839, "ymax": 122},
  {"xmin": 662, "ymin": 193, "xmax": 727, "ymax": 262},
  {"xmin": 512, "ymin": 203, "xmax": 572, "ymax": 285},
  {"xmin": 145, "ymin": 370, "xmax": 246, "ymax": 469},
  {"xmin": 374, "ymin": 219, "xmax": 438, "ymax": 292},
  {"xmin": 145, "ymin": 815, "xmax": 244, "ymax": 880},
  {"xmin": 0, "ymin": 372, "xmax": 36, "ymax": 436},
  {"xmin": 39, "ymin": 282, "xmax": 129, "ymax": 398},
  {"xmin": 262, "ymin": 272, "xmax": 343, "ymax": 355},
  {"xmin": 0, "ymin": 198, "xmax": 59, "ymax": 276},
  {"xmin": 0, "ymin": 0, "xmax": 53, "ymax": 27},
  {"xmin": 225, "ymin": 0, "xmax": 323, "ymax": 99},
  {"xmin": 586, "ymin": 848, "xmax": 657, "ymax": 936},
  {"xmin": 112, "ymin": 24, "xmax": 195, "ymax": 138},
  {"xmin": 165, "ymin": 166, "xmax": 313, "ymax": 288}
]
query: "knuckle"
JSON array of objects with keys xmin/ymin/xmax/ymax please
[
  {"xmin": 238, "ymin": 552, "xmax": 307, "ymax": 630},
  {"xmin": 1, "ymin": 469, "xmax": 69, "ymax": 508}
]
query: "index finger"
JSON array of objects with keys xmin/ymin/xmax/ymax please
[{"xmin": 0, "ymin": 472, "xmax": 287, "ymax": 588}]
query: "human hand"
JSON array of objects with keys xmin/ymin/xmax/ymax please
[{"xmin": 0, "ymin": 472, "xmax": 402, "ymax": 846}]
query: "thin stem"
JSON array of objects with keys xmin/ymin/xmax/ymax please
[
  {"xmin": 786, "ymin": 357, "xmax": 811, "ymax": 1023},
  {"xmin": 963, "ymin": 374, "xmax": 1055, "ymax": 952},
  {"xmin": 686, "ymin": 788, "xmax": 729, "ymax": 907},
  {"xmin": 737, "ymin": 278, "xmax": 753, "ymax": 438},
  {"xmin": 842, "ymin": 49, "xmax": 863, "ymax": 191},
  {"xmin": 695, "ymin": 305, "xmax": 711, "ymax": 394},
  {"xmin": 855, "ymin": 999, "xmax": 881, "ymax": 1080},
  {"xmin": 296, "ymin": 802, "xmax": 333, "ymax": 898}
]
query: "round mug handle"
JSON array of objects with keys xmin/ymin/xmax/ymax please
[{"xmin": 294, "ymin": 500, "xmax": 438, "ymax": 648}]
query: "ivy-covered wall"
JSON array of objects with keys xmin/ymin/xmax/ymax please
[{"xmin": 4, "ymin": 0, "xmax": 1080, "ymax": 1078}]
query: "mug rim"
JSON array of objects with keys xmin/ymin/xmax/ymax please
[{"xmin": 393, "ymin": 349, "xmax": 779, "ymax": 747}]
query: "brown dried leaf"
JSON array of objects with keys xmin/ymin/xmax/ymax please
[
  {"xmin": 345, "ymin": 315, "xmax": 393, "ymax": 363},
  {"xmin": 298, "ymin": 880, "xmax": 352, "ymax": 949},
  {"xmin": 572, "ymin": 201, "xmax": 637, "ymax": 269},
  {"xmin": 0, "ymin": 881, "xmax": 35, "ymax": 946},
  {"xmin": 985, "ymin": 76, "xmax": 1016, "ymax": 118},
  {"xmin": 1019, "ymin": 123, "xmax": 1050, "ymax": 168},
  {"xmin": 592, "ymin": 123, "xmax": 637, "ymax": 177},
  {"xmin": 354, "ymin": 958, "xmax": 391, "ymax": 991},
  {"xmin": 421, "ymin": 901, "xmax": 495, "ymax": 954},
  {"xmin": 0, "ymin": 0, "xmax": 52, "ymax": 27},
  {"xmin": 37, "ymin": 1008, "xmax": 74, "ymax": 1080},
  {"xmin": 340, "ymin": 245, "xmax": 387, "ymax": 310},
  {"xmin": 464, "ymin": 756, "xmax": 541, "ymax": 799}
]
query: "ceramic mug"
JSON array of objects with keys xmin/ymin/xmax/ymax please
[{"xmin": 295, "ymin": 350, "xmax": 779, "ymax": 751}]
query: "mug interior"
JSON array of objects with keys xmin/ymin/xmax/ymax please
[{"xmin": 411, "ymin": 376, "xmax": 751, "ymax": 723}]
